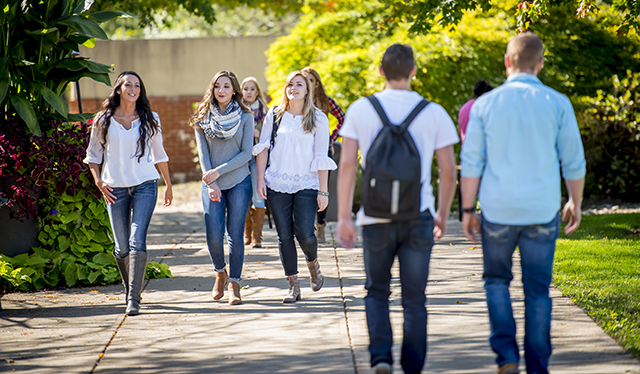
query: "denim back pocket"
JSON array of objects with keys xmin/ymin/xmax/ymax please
[
  {"xmin": 363, "ymin": 224, "xmax": 392, "ymax": 253},
  {"xmin": 409, "ymin": 214, "xmax": 434, "ymax": 252},
  {"xmin": 481, "ymin": 218, "xmax": 510, "ymax": 244},
  {"xmin": 523, "ymin": 214, "xmax": 560, "ymax": 242}
]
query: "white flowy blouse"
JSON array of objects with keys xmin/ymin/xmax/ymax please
[
  {"xmin": 83, "ymin": 113, "xmax": 169, "ymax": 187},
  {"xmin": 253, "ymin": 108, "xmax": 337, "ymax": 193}
]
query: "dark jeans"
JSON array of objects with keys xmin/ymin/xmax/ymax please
[
  {"xmin": 481, "ymin": 213, "xmax": 560, "ymax": 374},
  {"xmin": 267, "ymin": 188, "xmax": 318, "ymax": 276},
  {"xmin": 362, "ymin": 211, "xmax": 434, "ymax": 374}
]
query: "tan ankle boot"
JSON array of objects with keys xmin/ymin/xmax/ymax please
[
  {"xmin": 316, "ymin": 222, "xmax": 326, "ymax": 243},
  {"xmin": 228, "ymin": 281, "xmax": 242, "ymax": 305},
  {"xmin": 306, "ymin": 257, "xmax": 324, "ymax": 292},
  {"xmin": 283, "ymin": 274, "xmax": 301, "ymax": 303},
  {"xmin": 244, "ymin": 210, "xmax": 252, "ymax": 245},
  {"xmin": 252, "ymin": 207, "xmax": 265, "ymax": 248},
  {"xmin": 212, "ymin": 269, "xmax": 228, "ymax": 300}
]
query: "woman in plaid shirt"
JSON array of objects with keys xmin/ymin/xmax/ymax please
[{"xmin": 302, "ymin": 67, "xmax": 345, "ymax": 242}]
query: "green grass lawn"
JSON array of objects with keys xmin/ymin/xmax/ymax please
[{"xmin": 554, "ymin": 213, "xmax": 640, "ymax": 357}]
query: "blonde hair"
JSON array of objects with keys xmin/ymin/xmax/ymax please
[
  {"xmin": 241, "ymin": 77, "xmax": 268, "ymax": 109},
  {"xmin": 188, "ymin": 70, "xmax": 251, "ymax": 128},
  {"xmin": 301, "ymin": 67, "xmax": 331, "ymax": 115},
  {"xmin": 274, "ymin": 71, "xmax": 317, "ymax": 133},
  {"xmin": 507, "ymin": 32, "xmax": 544, "ymax": 72}
]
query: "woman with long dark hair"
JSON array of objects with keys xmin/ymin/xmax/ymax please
[
  {"xmin": 301, "ymin": 67, "xmax": 345, "ymax": 242},
  {"xmin": 85, "ymin": 71, "xmax": 173, "ymax": 316},
  {"xmin": 189, "ymin": 70, "xmax": 254, "ymax": 305},
  {"xmin": 253, "ymin": 71, "xmax": 336, "ymax": 303}
]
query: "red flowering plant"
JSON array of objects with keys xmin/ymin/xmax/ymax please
[{"xmin": 0, "ymin": 119, "xmax": 99, "ymax": 220}]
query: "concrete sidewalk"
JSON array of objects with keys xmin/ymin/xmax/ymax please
[{"xmin": 1, "ymin": 206, "xmax": 639, "ymax": 373}]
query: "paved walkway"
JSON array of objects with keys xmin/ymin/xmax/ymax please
[{"xmin": 1, "ymin": 205, "xmax": 639, "ymax": 373}]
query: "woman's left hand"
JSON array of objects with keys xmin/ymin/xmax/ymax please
[
  {"xmin": 163, "ymin": 184, "xmax": 173, "ymax": 207},
  {"xmin": 317, "ymin": 194, "xmax": 329, "ymax": 212},
  {"xmin": 208, "ymin": 184, "xmax": 221, "ymax": 202},
  {"xmin": 202, "ymin": 169, "xmax": 220, "ymax": 186}
]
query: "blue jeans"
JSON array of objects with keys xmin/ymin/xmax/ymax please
[
  {"xmin": 481, "ymin": 213, "xmax": 560, "ymax": 374},
  {"xmin": 248, "ymin": 157, "xmax": 265, "ymax": 209},
  {"xmin": 362, "ymin": 211, "xmax": 434, "ymax": 374},
  {"xmin": 267, "ymin": 188, "xmax": 318, "ymax": 276},
  {"xmin": 106, "ymin": 179, "xmax": 158, "ymax": 258},
  {"xmin": 202, "ymin": 176, "xmax": 252, "ymax": 282}
]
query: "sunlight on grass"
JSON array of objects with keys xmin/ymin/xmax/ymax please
[{"xmin": 555, "ymin": 213, "xmax": 640, "ymax": 357}]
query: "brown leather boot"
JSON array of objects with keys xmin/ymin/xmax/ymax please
[
  {"xmin": 306, "ymin": 257, "xmax": 324, "ymax": 292},
  {"xmin": 212, "ymin": 269, "xmax": 228, "ymax": 300},
  {"xmin": 228, "ymin": 281, "xmax": 242, "ymax": 305},
  {"xmin": 283, "ymin": 274, "xmax": 301, "ymax": 303},
  {"xmin": 252, "ymin": 207, "xmax": 266, "ymax": 248},
  {"xmin": 497, "ymin": 363, "xmax": 519, "ymax": 374},
  {"xmin": 316, "ymin": 222, "xmax": 326, "ymax": 243},
  {"xmin": 244, "ymin": 210, "xmax": 252, "ymax": 245}
]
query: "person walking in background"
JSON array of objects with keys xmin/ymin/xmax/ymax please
[
  {"xmin": 189, "ymin": 70, "xmax": 254, "ymax": 305},
  {"xmin": 253, "ymin": 71, "xmax": 337, "ymax": 303},
  {"xmin": 337, "ymin": 44, "xmax": 458, "ymax": 374},
  {"xmin": 458, "ymin": 79, "xmax": 493, "ymax": 146},
  {"xmin": 85, "ymin": 71, "xmax": 173, "ymax": 316},
  {"xmin": 461, "ymin": 32, "xmax": 586, "ymax": 374},
  {"xmin": 456, "ymin": 80, "xmax": 493, "ymax": 221},
  {"xmin": 241, "ymin": 77, "xmax": 269, "ymax": 248},
  {"xmin": 301, "ymin": 67, "xmax": 345, "ymax": 243}
]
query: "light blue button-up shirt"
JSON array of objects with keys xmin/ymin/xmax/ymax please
[{"xmin": 461, "ymin": 73, "xmax": 586, "ymax": 225}]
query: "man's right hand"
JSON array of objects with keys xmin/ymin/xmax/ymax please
[
  {"xmin": 562, "ymin": 199, "xmax": 582, "ymax": 234},
  {"xmin": 337, "ymin": 219, "xmax": 357, "ymax": 249},
  {"xmin": 462, "ymin": 212, "xmax": 481, "ymax": 244}
]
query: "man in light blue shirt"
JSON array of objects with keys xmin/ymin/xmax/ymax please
[{"xmin": 460, "ymin": 32, "xmax": 586, "ymax": 374}]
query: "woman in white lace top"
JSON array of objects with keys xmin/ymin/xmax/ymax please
[{"xmin": 253, "ymin": 71, "xmax": 337, "ymax": 303}]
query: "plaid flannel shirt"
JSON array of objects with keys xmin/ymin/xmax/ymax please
[{"xmin": 327, "ymin": 96, "xmax": 345, "ymax": 152}]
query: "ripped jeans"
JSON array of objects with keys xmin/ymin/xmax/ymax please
[{"xmin": 481, "ymin": 213, "xmax": 560, "ymax": 374}]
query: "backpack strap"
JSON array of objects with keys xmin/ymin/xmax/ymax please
[{"xmin": 366, "ymin": 95, "xmax": 430, "ymax": 133}]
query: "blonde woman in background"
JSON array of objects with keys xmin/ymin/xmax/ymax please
[
  {"xmin": 253, "ymin": 71, "xmax": 337, "ymax": 303},
  {"xmin": 241, "ymin": 77, "xmax": 268, "ymax": 249},
  {"xmin": 301, "ymin": 67, "xmax": 345, "ymax": 242},
  {"xmin": 189, "ymin": 70, "xmax": 254, "ymax": 305}
]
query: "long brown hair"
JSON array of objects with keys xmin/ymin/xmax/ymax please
[
  {"xmin": 92, "ymin": 71, "xmax": 158, "ymax": 162},
  {"xmin": 274, "ymin": 71, "xmax": 317, "ymax": 133},
  {"xmin": 302, "ymin": 67, "xmax": 330, "ymax": 115},
  {"xmin": 188, "ymin": 70, "xmax": 251, "ymax": 128}
]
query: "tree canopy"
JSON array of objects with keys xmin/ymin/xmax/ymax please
[{"xmin": 89, "ymin": 0, "xmax": 640, "ymax": 35}]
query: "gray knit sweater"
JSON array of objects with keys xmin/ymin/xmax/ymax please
[{"xmin": 194, "ymin": 111, "xmax": 254, "ymax": 190}]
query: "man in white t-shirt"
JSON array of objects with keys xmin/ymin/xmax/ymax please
[{"xmin": 337, "ymin": 44, "xmax": 458, "ymax": 374}]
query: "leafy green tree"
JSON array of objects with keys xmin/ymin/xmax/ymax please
[{"xmin": 0, "ymin": 0, "xmax": 132, "ymax": 135}]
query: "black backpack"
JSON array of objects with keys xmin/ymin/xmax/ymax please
[{"xmin": 362, "ymin": 95, "xmax": 429, "ymax": 221}]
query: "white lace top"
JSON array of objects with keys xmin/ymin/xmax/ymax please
[{"xmin": 253, "ymin": 108, "xmax": 337, "ymax": 193}]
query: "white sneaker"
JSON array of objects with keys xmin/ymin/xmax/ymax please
[{"xmin": 373, "ymin": 362, "xmax": 392, "ymax": 374}]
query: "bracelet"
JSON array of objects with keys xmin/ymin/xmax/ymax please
[
  {"xmin": 462, "ymin": 207, "xmax": 476, "ymax": 213},
  {"xmin": 318, "ymin": 190, "xmax": 329, "ymax": 197}
]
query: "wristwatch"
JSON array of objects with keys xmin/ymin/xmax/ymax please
[
  {"xmin": 462, "ymin": 207, "xmax": 476, "ymax": 213},
  {"xmin": 318, "ymin": 191, "xmax": 329, "ymax": 197}
]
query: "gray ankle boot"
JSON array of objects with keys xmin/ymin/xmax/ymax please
[
  {"xmin": 114, "ymin": 255, "xmax": 129, "ymax": 302},
  {"xmin": 283, "ymin": 274, "xmax": 301, "ymax": 303},
  {"xmin": 126, "ymin": 251, "xmax": 148, "ymax": 316},
  {"xmin": 306, "ymin": 258, "xmax": 324, "ymax": 292}
]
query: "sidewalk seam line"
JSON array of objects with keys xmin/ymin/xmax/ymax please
[
  {"xmin": 89, "ymin": 232, "xmax": 193, "ymax": 373},
  {"xmin": 331, "ymin": 226, "xmax": 359, "ymax": 374}
]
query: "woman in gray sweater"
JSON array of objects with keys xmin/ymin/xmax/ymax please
[{"xmin": 189, "ymin": 70, "xmax": 254, "ymax": 305}]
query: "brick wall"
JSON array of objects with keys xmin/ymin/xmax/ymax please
[{"xmin": 69, "ymin": 96, "xmax": 203, "ymax": 183}]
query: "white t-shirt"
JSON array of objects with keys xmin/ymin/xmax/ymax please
[
  {"xmin": 339, "ymin": 89, "xmax": 459, "ymax": 226},
  {"xmin": 84, "ymin": 113, "xmax": 169, "ymax": 187},
  {"xmin": 252, "ymin": 108, "xmax": 337, "ymax": 193}
]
